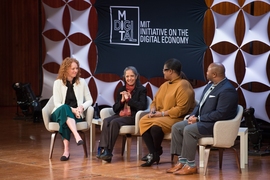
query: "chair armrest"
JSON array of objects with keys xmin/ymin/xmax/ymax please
[
  {"xmin": 100, "ymin": 107, "xmax": 115, "ymax": 120},
  {"xmin": 99, "ymin": 107, "xmax": 115, "ymax": 130},
  {"xmin": 134, "ymin": 110, "xmax": 150, "ymax": 135},
  {"xmin": 213, "ymin": 119, "xmax": 240, "ymax": 148},
  {"xmin": 85, "ymin": 106, "xmax": 94, "ymax": 128},
  {"xmin": 184, "ymin": 114, "xmax": 190, "ymax": 120},
  {"xmin": 42, "ymin": 97, "xmax": 54, "ymax": 131},
  {"xmin": 42, "ymin": 106, "xmax": 51, "ymax": 131},
  {"xmin": 213, "ymin": 105, "xmax": 243, "ymax": 148}
]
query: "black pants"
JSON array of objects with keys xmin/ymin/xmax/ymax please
[
  {"xmin": 142, "ymin": 125, "xmax": 164, "ymax": 154},
  {"xmin": 99, "ymin": 114, "xmax": 135, "ymax": 151}
]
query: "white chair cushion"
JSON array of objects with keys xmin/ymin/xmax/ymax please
[
  {"xmin": 119, "ymin": 126, "xmax": 135, "ymax": 134},
  {"xmin": 198, "ymin": 137, "xmax": 214, "ymax": 146},
  {"xmin": 48, "ymin": 122, "xmax": 59, "ymax": 131},
  {"xmin": 164, "ymin": 133, "xmax": 171, "ymax": 140},
  {"xmin": 48, "ymin": 121, "xmax": 88, "ymax": 132},
  {"xmin": 76, "ymin": 121, "xmax": 88, "ymax": 131}
]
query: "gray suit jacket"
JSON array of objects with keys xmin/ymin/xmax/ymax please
[{"xmin": 190, "ymin": 78, "xmax": 238, "ymax": 135}]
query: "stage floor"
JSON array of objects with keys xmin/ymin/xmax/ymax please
[{"xmin": 1, "ymin": 107, "xmax": 270, "ymax": 179}]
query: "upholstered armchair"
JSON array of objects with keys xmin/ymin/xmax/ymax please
[
  {"xmin": 198, "ymin": 105, "xmax": 244, "ymax": 175},
  {"xmin": 100, "ymin": 96, "xmax": 152, "ymax": 161},
  {"xmin": 42, "ymin": 96, "xmax": 94, "ymax": 159}
]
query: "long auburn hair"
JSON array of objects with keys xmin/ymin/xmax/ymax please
[{"xmin": 57, "ymin": 57, "xmax": 81, "ymax": 85}]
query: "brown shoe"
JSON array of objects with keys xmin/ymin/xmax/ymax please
[
  {"xmin": 173, "ymin": 164, "xmax": 197, "ymax": 175},
  {"xmin": 166, "ymin": 163, "xmax": 185, "ymax": 173}
]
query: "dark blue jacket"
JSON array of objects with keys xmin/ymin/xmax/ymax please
[{"xmin": 191, "ymin": 78, "xmax": 238, "ymax": 135}]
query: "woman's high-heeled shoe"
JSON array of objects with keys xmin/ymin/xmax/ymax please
[
  {"xmin": 60, "ymin": 154, "xmax": 70, "ymax": 161},
  {"xmin": 77, "ymin": 140, "xmax": 84, "ymax": 146},
  {"xmin": 140, "ymin": 153, "xmax": 160, "ymax": 167},
  {"xmin": 141, "ymin": 148, "xmax": 163, "ymax": 161},
  {"xmin": 141, "ymin": 154, "xmax": 150, "ymax": 161}
]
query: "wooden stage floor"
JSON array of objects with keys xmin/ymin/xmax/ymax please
[{"xmin": 1, "ymin": 107, "xmax": 270, "ymax": 180}]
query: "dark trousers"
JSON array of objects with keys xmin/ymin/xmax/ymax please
[
  {"xmin": 99, "ymin": 114, "xmax": 134, "ymax": 151},
  {"xmin": 142, "ymin": 125, "xmax": 164, "ymax": 154}
]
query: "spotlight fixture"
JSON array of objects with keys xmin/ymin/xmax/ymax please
[
  {"xmin": 244, "ymin": 107, "xmax": 270, "ymax": 156},
  {"xmin": 12, "ymin": 82, "xmax": 41, "ymax": 122}
]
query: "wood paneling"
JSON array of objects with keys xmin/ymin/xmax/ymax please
[{"xmin": 0, "ymin": 0, "xmax": 41, "ymax": 106}]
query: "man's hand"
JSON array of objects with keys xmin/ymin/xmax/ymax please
[{"xmin": 188, "ymin": 115, "xmax": 198, "ymax": 124}]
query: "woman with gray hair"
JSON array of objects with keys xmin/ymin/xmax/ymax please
[{"xmin": 97, "ymin": 66, "xmax": 147, "ymax": 162}]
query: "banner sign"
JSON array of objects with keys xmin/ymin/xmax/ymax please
[{"xmin": 94, "ymin": 0, "xmax": 208, "ymax": 80}]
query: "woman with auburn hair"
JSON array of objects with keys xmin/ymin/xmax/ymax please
[{"xmin": 51, "ymin": 57, "xmax": 93, "ymax": 161}]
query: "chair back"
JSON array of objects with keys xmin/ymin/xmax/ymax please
[
  {"xmin": 213, "ymin": 105, "xmax": 243, "ymax": 148},
  {"xmin": 145, "ymin": 96, "xmax": 152, "ymax": 111},
  {"xmin": 134, "ymin": 96, "xmax": 152, "ymax": 135},
  {"xmin": 42, "ymin": 96, "xmax": 54, "ymax": 131}
]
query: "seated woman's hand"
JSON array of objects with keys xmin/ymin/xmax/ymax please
[
  {"xmin": 125, "ymin": 92, "xmax": 131, "ymax": 99},
  {"xmin": 77, "ymin": 105, "xmax": 84, "ymax": 116},
  {"xmin": 71, "ymin": 107, "xmax": 81, "ymax": 119},
  {"xmin": 120, "ymin": 91, "xmax": 127, "ymax": 102},
  {"xmin": 120, "ymin": 91, "xmax": 131, "ymax": 101},
  {"xmin": 148, "ymin": 109, "xmax": 160, "ymax": 118}
]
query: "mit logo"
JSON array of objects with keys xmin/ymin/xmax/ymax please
[{"xmin": 110, "ymin": 6, "xmax": 140, "ymax": 46}]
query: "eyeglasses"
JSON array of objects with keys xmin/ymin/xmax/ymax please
[{"xmin": 163, "ymin": 68, "xmax": 169, "ymax": 72}]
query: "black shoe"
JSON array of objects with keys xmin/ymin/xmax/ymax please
[
  {"xmin": 141, "ymin": 154, "xmax": 150, "ymax": 161},
  {"xmin": 96, "ymin": 147, "xmax": 103, "ymax": 159},
  {"xmin": 100, "ymin": 149, "xmax": 113, "ymax": 160},
  {"xmin": 60, "ymin": 154, "xmax": 70, "ymax": 161},
  {"xmin": 141, "ymin": 148, "xmax": 163, "ymax": 161},
  {"xmin": 140, "ymin": 153, "xmax": 160, "ymax": 167},
  {"xmin": 77, "ymin": 140, "xmax": 84, "ymax": 146},
  {"xmin": 103, "ymin": 158, "xmax": 112, "ymax": 163}
]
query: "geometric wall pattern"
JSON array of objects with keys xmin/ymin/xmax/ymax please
[{"xmin": 41, "ymin": 0, "xmax": 270, "ymax": 122}]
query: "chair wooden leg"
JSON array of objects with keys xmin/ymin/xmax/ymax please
[
  {"xmin": 218, "ymin": 148, "xmax": 224, "ymax": 169},
  {"xmin": 203, "ymin": 146, "xmax": 211, "ymax": 176},
  {"xmin": 79, "ymin": 131, "xmax": 88, "ymax": 158},
  {"xmin": 121, "ymin": 135, "xmax": 127, "ymax": 156},
  {"xmin": 90, "ymin": 123, "xmax": 96, "ymax": 153},
  {"xmin": 232, "ymin": 147, "xmax": 242, "ymax": 173},
  {"xmin": 126, "ymin": 135, "xmax": 132, "ymax": 161},
  {"xmin": 49, "ymin": 132, "xmax": 58, "ymax": 159},
  {"xmin": 137, "ymin": 136, "xmax": 142, "ymax": 159},
  {"xmin": 199, "ymin": 145, "xmax": 205, "ymax": 168}
]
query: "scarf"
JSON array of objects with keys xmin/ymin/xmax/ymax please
[{"xmin": 119, "ymin": 84, "xmax": 135, "ymax": 116}]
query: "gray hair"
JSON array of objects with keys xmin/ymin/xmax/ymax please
[{"xmin": 123, "ymin": 66, "xmax": 141, "ymax": 86}]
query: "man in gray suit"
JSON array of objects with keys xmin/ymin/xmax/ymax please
[{"xmin": 166, "ymin": 62, "xmax": 238, "ymax": 175}]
